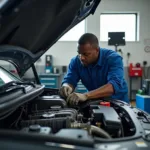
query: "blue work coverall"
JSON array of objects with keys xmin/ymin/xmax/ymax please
[{"xmin": 62, "ymin": 48, "xmax": 129, "ymax": 103}]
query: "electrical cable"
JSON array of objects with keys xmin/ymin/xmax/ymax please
[
  {"xmin": 9, "ymin": 106, "xmax": 25, "ymax": 128},
  {"xmin": 146, "ymin": 66, "xmax": 150, "ymax": 78},
  {"xmin": 0, "ymin": 109, "xmax": 16, "ymax": 120},
  {"xmin": 126, "ymin": 56, "xmax": 129, "ymax": 66},
  {"xmin": 143, "ymin": 66, "xmax": 147, "ymax": 79}
]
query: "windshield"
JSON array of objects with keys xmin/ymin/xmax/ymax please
[{"xmin": 0, "ymin": 67, "xmax": 20, "ymax": 86}]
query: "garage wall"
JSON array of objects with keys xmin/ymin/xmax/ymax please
[
  {"xmin": 40, "ymin": 0, "xmax": 150, "ymax": 67},
  {"xmin": 148, "ymin": 0, "xmax": 150, "ymax": 36}
]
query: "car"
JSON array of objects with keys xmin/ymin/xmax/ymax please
[{"xmin": 0, "ymin": 0, "xmax": 150, "ymax": 150}]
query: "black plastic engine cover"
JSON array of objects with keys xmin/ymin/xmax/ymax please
[
  {"xmin": 32, "ymin": 95, "xmax": 67, "ymax": 110},
  {"xmin": 21, "ymin": 108, "xmax": 77, "ymax": 133}
]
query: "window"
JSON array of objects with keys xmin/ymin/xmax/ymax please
[
  {"xmin": 0, "ymin": 67, "xmax": 20, "ymax": 86},
  {"xmin": 0, "ymin": 60, "xmax": 20, "ymax": 79},
  {"xmin": 100, "ymin": 13, "xmax": 138, "ymax": 41},
  {"xmin": 59, "ymin": 20, "xmax": 86, "ymax": 41}
]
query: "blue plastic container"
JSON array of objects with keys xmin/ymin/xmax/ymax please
[{"xmin": 136, "ymin": 94, "xmax": 150, "ymax": 113}]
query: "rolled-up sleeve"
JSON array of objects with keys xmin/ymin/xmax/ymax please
[
  {"xmin": 107, "ymin": 55, "xmax": 124, "ymax": 94},
  {"xmin": 62, "ymin": 57, "xmax": 80, "ymax": 88}
]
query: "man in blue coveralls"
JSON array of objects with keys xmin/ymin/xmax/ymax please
[{"xmin": 59, "ymin": 33, "xmax": 129, "ymax": 105}]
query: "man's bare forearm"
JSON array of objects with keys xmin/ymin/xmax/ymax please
[{"xmin": 85, "ymin": 84, "xmax": 114, "ymax": 100}]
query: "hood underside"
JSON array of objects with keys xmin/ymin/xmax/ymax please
[{"xmin": 0, "ymin": 0, "xmax": 101, "ymax": 76}]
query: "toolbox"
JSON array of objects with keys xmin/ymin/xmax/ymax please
[{"xmin": 39, "ymin": 74, "xmax": 60, "ymax": 88}]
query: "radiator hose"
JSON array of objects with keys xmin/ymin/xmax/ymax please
[{"xmin": 71, "ymin": 123, "xmax": 111, "ymax": 139}]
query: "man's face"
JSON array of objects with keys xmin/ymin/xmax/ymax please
[{"xmin": 77, "ymin": 43, "xmax": 99, "ymax": 66}]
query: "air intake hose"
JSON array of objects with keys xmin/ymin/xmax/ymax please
[{"xmin": 71, "ymin": 123, "xmax": 111, "ymax": 139}]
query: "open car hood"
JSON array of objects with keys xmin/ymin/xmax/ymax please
[{"xmin": 0, "ymin": 0, "xmax": 101, "ymax": 76}]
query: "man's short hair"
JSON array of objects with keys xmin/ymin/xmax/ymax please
[{"xmin": 78, "ymin": 33, "xmax": 99, "ymax": 49}]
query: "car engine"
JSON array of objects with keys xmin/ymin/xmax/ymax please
[
  {"xmin": 0, "ymin": 86, "xmax": 139, "ymax": 139},
  {"xmin": 0, "ymin": 87, "xmax": 149, "ymax": 140}
]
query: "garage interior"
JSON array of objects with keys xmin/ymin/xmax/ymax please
[
  {"xmin": 1, "ymin": 0, "xmax": 150, "ymax": 147},
  {"xmin": 1, "ymin": 0, "xmax": 150, "ymax": 112}
]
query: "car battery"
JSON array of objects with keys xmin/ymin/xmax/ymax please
[
  {"xmin": 136, "ymin": 94, "xmax": 150, "ymax": 113},
  {"xmin": 92, "ymin": 105, "xmax": 121, "ymax": 136}
]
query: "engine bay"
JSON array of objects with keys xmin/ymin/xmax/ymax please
[{"xmin": 0, "ymin": 86, "xmax": 150, "ymax": 140}]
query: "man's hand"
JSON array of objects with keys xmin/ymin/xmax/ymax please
[
  {"xmin": 66, "ymin": 92, "xmax": 88, "ymax": 106},
  {"xmin": 59, "ymin": 84, "xmax": 73, "ymax": 98}
]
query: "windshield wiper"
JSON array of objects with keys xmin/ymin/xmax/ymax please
[{"xmin": 0, "ymin": 81, "xmax": 35, "ymax": 95}]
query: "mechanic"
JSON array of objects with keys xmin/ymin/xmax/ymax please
[{"xmin": 59, "ymin": 33, "xmax": 129, "ymax": 105}]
